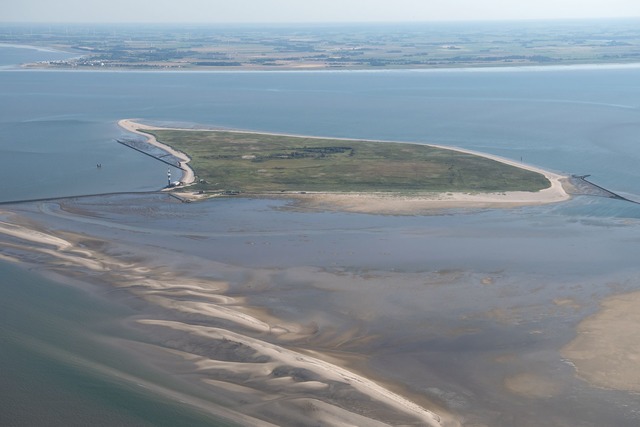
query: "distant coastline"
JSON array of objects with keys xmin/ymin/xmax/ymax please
[
  {"xmin": 8, "ymin": 19, "xmax": 640, "ymax": 72},
  {"xmin": 21, "ymin": 57, "xmax": 640, "ymax": 73}
]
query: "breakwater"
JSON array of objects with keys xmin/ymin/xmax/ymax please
[{"xmin": 570, "ymin": 175, "xmax": 640, "ymax": 205}]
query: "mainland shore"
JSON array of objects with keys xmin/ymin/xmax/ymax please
[{"xmin": 118, "ymin": 119, "xmax": 570, "ymax": 214}]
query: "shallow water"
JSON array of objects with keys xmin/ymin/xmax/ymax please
[
  {"xmin": 7, "ymin": 192, "xmax": 639, "ymax": 426},
  {"xmin": 0, "ymin": 260, "xmax": 237, "ymax": 427}
]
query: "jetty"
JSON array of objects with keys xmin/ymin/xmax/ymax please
[
  {"xmin": 115, "ymin": 138, "xmax": 182, "ymax": 168},
  {"xmin": 570, "ymin": 175, "xmax": 640, "ymax": 205}
]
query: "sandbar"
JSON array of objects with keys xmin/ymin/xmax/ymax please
[{"xmin": 562, "ymin": 290, "xmax": 640, "ymax": 392}]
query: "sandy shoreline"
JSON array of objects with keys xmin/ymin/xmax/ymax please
[{"xmin": 118, "ymin": 119, "xmax": 570, "ymax": 213}]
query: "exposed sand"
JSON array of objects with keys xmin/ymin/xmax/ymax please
[
  {"xmin": 562, "ymin": 290, "xmax": 640, "ymax": 393},
  {"xmin": 118, "ymin": 119, "xmax": 195, "ymax": 185},
  {"xmin": 139, "ymin": 318, "xmax": 445, "ymax": 426},
  {"xmin": 0, "ymin": 219, "xmax": 73, "ymax": 250},
  {"xmin": 0, "ymin": 207, "xmax": 458, "ymax": 426},
  {"xmin": 282, "ymin": 185, "xmax": 569, "ymax": 215},
  {"xmin": 117, "ymin": 119, "xmax": 570, "ymax": 214}
]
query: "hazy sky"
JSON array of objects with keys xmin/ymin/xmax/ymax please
[{"xmin": 4, "ymin": 0, "xmax": 640, "ymax": 23}]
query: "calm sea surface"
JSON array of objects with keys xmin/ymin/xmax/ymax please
[{"xmin": 3, "ymin": 45, "xmax": 640, "ymax": 426}]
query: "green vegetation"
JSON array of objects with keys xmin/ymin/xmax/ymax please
[{"xmin": 145, "ymin": 129, "xmax": 550, "ymax": 194}]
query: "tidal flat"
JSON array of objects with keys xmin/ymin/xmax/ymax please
[{"xmin": 3, "ymin": 192, "xmax": 640, "ymax": 426}]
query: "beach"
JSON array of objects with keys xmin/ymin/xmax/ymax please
[{"xmin": 282, "ymin": 186, "xmax": 569, "ymax": 215}]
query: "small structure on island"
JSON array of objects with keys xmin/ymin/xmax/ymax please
[{"xmin": 166, "ymin": 168, "xmax": 182, "ymax": 188}]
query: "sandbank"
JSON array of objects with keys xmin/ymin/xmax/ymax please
[
  {"xmin": 562, "ymin": 290, "xmax": 640, "ymax": 392},
  {"xmin": 118, "ymin": 119, "xmax": 570, "ymax": 213},
  {"xmin": 138, "ymin": 318, "xmax": 445, "ymax": 426}
]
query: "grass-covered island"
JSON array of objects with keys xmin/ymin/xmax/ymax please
[
  {"xmin": 145, "ymin": 130, "xmax": 549, "ymax": 193},
  {"xmin": 119, "ymin": 120, "xmax": 569, "ymax": 213}
]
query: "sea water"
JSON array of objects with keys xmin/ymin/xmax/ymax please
[{"xmin": 3, "ymin": 44, "xmax": 640, "ymax": 426}]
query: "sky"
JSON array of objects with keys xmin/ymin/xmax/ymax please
[{"xmin": 3, "ymin": 0, "xmax": 640, "ymax": 23}]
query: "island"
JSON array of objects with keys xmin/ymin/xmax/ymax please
[{"xmin": 119, "ymin": 119, "xmax": 569, "ymax": 213}]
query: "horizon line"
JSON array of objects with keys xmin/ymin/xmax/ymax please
[{"xmin": 2, "ymin": 16, "xmax": 640, "ymax": 26}]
